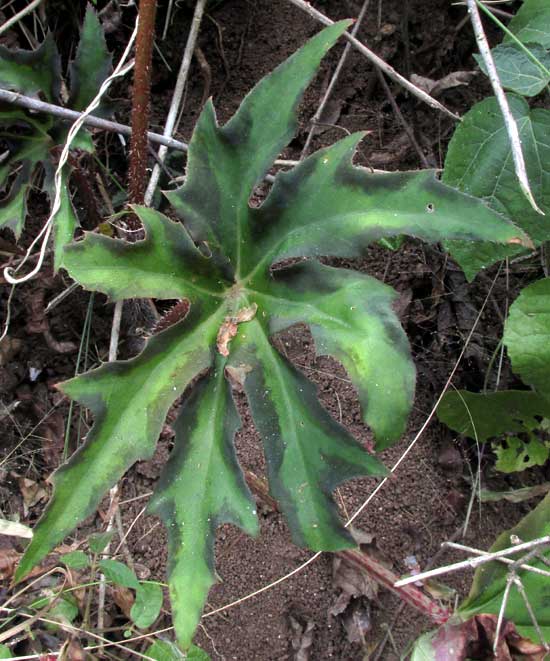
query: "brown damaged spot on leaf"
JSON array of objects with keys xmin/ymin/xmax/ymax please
[
  {"xmin": 152, "ymin": 299, "xmax": 190, "ymax": 335},
  {"xmin": 216, "ymin": 303, "xmax": 258, "ymax": 357},
  {"xmin": 432, "ymin": 614, "xmax": 548, "ymax": 660},
  {"xmin": 225, "ymin": 363, "xmax": 253, "ymax": 390},
  {"xmin": 508, "ymin": 234, "xmax": 535, "ymax": 249}
]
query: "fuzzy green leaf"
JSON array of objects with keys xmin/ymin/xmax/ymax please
[
  {"xmin": 504, "ymin": 277, "xmax": 550, "ymax": 400},
  {"xmin": 233, "ymin": 320, "xmax": 387, "ymax": 551},
  {"xmin": 148, "ymin": 365, "xmax": 258, "ymax": 646},
  {"xmin": 166, "ymin": 20, "xmax": 353, "ymax": 270},
  {"xmin": 443, "ymin": 95, "xmax": 550, "ymax": 279},
  {"xmin": 252, "ymin": 261, "xmax": 414, "ymax": 449},
  {"xmin": 20, "ymin": 21, "xmax": 531, "ymax": 651},
  {"xmin": 506, "ymin": 0, "xmax": 550, "ymax": 48},
  {"xmin": 459, "ymin": 491, "xmax": 550, "ymax": 642},
  {"xmin": 475, "ymin": 43, "xmax": 550, "ymax": 96},
  {"xmin": 15, "ymin": 304, "xmax": 223, "ymax": 581},
  {"xmin": 69, "ymin": 5, "xmax": 112, "ymax": 111}
]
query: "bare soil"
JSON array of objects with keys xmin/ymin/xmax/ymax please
[{"xmin": 1, "ymin": 0, "xmax": 546, "ymax": 659}]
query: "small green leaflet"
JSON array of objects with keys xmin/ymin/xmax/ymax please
[
  {"xmin": 18, "ymin": 21, "xmax": 530, "ymax": 650},
  {"xmin": 131, "ymin": 582, "xmax": 163, "ymax": 629},
  {"xmin": 60, "ymin": 550, "xmax": 90, "ymax": 569},
  {"xmin": 98, "ymin": 558, "xmax": 139, "ymax": 589}
]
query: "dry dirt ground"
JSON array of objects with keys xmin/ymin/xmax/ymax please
[{"xmin": 1, "ymin": 0, "xmax": 546, "ymax": 659}]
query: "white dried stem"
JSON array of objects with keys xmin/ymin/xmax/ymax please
[
  {"xmin": 394, "ymin": 536, "xmax": 550, "ymax": 587},
  {"xmin": 494, "ymin": 573, "xmax": 515, "ymax": 652},
  {"xmin": 467, "ymin": 0, "xmax": 543, "ymax": 214},
  {"xmin": 444, "ymin": 541, "xmax": 550, "ymax": 579},
  {"xmin": 0, "ymin": 88, "xmax": 189, "ymax": 152},
  {"xmin": 0, "ymin": 0, "xmax": 44, "ymax": 37}
]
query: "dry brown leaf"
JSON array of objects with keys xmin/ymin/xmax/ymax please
[
  {"xmin": 289, "ymin": 615, "xmax": 315, "ymax": 661},
  {"xmin": 430, "ymin": 614, "xmax": 547, "ymax": 660},
  {"xmin": 18, "ymin": 477, "xmax": 49, "ymax": 516},
  {"xmin": 0, "ymin": 548, "xmax": 21, "ymax": 580},
  {"xmin": 0, "ymin": 336, "xmax": 23, "ymax": 366},
  {"xmin": 63, "ymin": 637, "xmax": 87, "ymax": 661},
  {"xmin": 410, "ymin": 71, "xmax": 476, "ymax": 97},
  {"xmin": 112, "ymin": 585, "xmax": 135, "ymax": 618},
  {"xmin": 216, "ymin": 303, "xmax": 258, "ymax": 356}
]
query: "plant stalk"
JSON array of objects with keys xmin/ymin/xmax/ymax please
[{"xmin": 128, "ymin": 0, "xmax": 158, "ymax": 206}]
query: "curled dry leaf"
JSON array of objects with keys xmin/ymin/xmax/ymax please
[
  {"xmin": 0, "ymin": 547, "xmax": 21, "ymax": 580},
  {"xmin": 330, "ymin": 530, "xmax": 378, "ymax": 643},
  {"xmin": 421, "ymin": 614, "xmax": 548, "ymax": 661},
  {"xmin": 410, "ymin": 71, "xmax": 476, "ymax": 97},
  {"xmin": 289, "ymin": 615, "xmax": 315, "ymax": 661},
  {"xmin": 112, "ymin": 585, "xmax": 135, "ymax": 619},
  {"xmin": 18, "ymin": 477, "xmax": 49, "ymax": 516},
  {"xmin": 216, "ymin": 303, "xmax": 258, "ymax": 357}
]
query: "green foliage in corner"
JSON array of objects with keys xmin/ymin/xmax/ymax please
[
  {"xmin": 15, "ymin": 22, "xmax": 529, "ymax": 649},
  {"xmin": 438, "ymin": 278, "xmax": 550, "ymax": 472},
  {"xmin": 443, "ymin": 0, "xmax": 550, "ymax": 280},
  {"xmin": 0, "ymin": 6, "xmax": 111, "ymax": 268}
]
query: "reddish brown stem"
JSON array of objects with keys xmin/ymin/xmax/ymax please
[
  {"xmin": 338, "ymin": 549, "xmax": 451, "ymax": 625},
  {"xmin": 128, "ymin": 0, "xmax": 158, "ymax": 208}
]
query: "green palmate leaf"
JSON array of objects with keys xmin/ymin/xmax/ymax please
[
  {"xmin": 504, "ymin": 277, "xmax": 550, "ymax": 400},
  {"xmin": 61, "ymin": 205, "xmax": 231, "ymax": 301},
  {"xmin": 165, "ymin": 21, "xmax": 354, "ymax": 269},
  {"xmin": 245, "ymin": 135, "xmax": 527, "ymax": 272},
  {"xmin": 148, "ymin": 365, "xmax": 258, "ymax": 641},
  {"xmin": 506, "ymin": 0, "xmax": 550, "ymax": 49},
  {"xmin": 233, "ymin": 320, "xmax": 387, "ymax": 550},
  {"xmin": 69, "ymin": 5, "xmax": 112, "ymax": 112},
  {"xmin": 0, "ymin": 644, "xmax": 12, "ymax": 659},
  {"xmin": 15, "ymin": 302, "xmax": 222, "ymax": 580},
  {"xmin": 443, "ymin": 95, "xmax": 550, "ymax": 279},
  {"xmin": 20, "ymin": 22, "xmax": 531, "ymax": 651},
  {"xmin": 475, "ymin": 43, "xmax": 550, "ymax": 96},
  {"xmin": 459, "ymin": 491, "xmax": 550, "ymax": 643}
]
